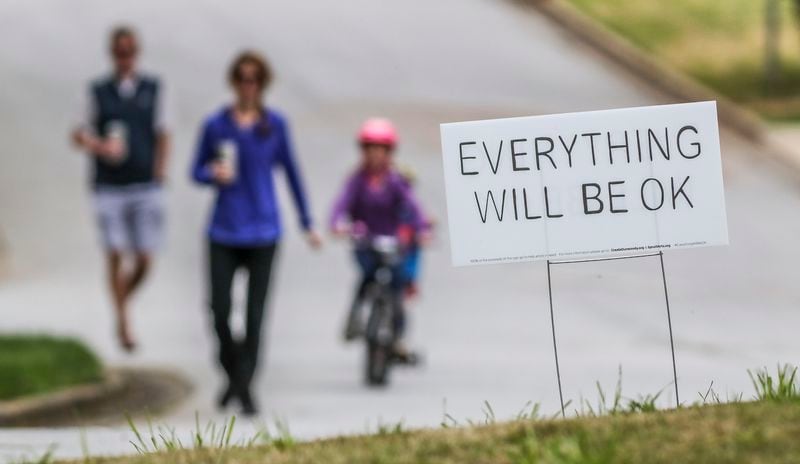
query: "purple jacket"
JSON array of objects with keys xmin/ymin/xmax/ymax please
[
  {"xmin": 191, "ymin": 107, "xmax": 312, "ymax": 245},
  {"xmin": 330, "ymin": 169, "xmax": 428, "ymax": 236}
]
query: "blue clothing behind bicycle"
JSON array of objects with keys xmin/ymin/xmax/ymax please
[{"xmin": 191, "ymin": 107, "xmax": 312, "ymax": 245}]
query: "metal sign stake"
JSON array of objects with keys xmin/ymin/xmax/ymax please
[{"xmin": 546, "ymin": 251, "xmax": 679, "ymax": 418}]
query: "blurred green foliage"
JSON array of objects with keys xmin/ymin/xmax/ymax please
[
  {"xmin": 0, "ymin": 334, "xmax": 102, "ymax": 400},
  {"xmin": 568, "ymin": 0, "xmax": 800, "ymax": 120}
]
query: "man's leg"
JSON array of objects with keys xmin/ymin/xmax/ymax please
[
  {"xmin": 111, "ymin": 252, "xmax": 151, "ymax": 350},
  {"xmin": 106, "ymin": 250, "xmax": 135, "ymax": 351},
  {"xmin": 126, "ymin": 185, "xmax": 162, "ymax": 298},
  {"xmin": 123, "ymin": 252, "xmax": 151, "ymax": 299},
  {"xmin": 240, "ymin": 243, "xmax": 278, "ymax": 415},
  {"xmin": 95, "ymin": 188, "xmax": 136, "ymax": 351},
  {"xmin": 94, "ymin": 185, "xmax": 160, "ymax": 352}
]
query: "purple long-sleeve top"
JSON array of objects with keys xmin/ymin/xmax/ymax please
[
  {"xmin": 191, "ymin": 107, "xmax": 312, "ymax": 246},
  {"xmin": 329, "ymin": 169, "xmax": 428, "ymax": 236}
]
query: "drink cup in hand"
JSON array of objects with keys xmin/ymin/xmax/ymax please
[
  {"xmin": 215, "ymin": 140, "xmax": 238, "ymax": 184},
  {"xmin": 104, "ymin": 120, "xmax": 128, "ymax": 164}
]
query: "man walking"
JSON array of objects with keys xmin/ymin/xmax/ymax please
[{"xmin": 71, "ymin": 26, "xmax": 171, "ymax": 351}]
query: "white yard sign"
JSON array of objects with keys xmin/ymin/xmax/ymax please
[{"xmin": 440, "ymin": 102, "xmax": 729, "ymax": 266}]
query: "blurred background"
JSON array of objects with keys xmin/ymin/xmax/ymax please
[
  {"xmin": 571, "ymin": 0, "xmax": 800, "ymax": 119},
  {"xmin": 2, "ymin": 0, "xmax": 800, "ymax": 460}
]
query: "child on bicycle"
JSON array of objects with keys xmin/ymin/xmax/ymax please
[{"xmin": 329, "ymin": 118, "xmax": 431, "ymax": 360}]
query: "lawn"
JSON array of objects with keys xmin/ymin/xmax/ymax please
[
  {"xmin": 53, "ymin": 366, "xmax": 798, "ymax": 463},
  {"xmin": 0, "ymin": 335, "xmax": 102, "ymax": 400},
  {"xmin": 565, "ymin": 0, "xmax": 800, "ymax": 120},
  {"xmin": 49, "ymin": 364, "xmax": 799, "ymax": 464},
  {"xmin": 50, "ymin": 399, "xmax": 800, "ymax": 464}
]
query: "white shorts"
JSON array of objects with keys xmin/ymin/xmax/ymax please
[{"xmin": 93, "ymin": 183, "xmax": 164, "ymax": 253}]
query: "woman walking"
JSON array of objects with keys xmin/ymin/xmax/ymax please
[{"xmin": 191, "ymin": 51, "xmax": 320, "ymax": 415}]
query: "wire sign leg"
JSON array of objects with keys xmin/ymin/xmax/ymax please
[
  {"xmin": 546, "ymin": 252, "xmax": 680, "ymax": 417},
  {"xmin": 546, "ymin": 260, "xmax": 566, "ymax": 418},
  {"xmin": 659, "ymin": 252, "xmax": 680, "ymax": 408}
]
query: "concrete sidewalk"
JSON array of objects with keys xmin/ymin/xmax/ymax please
[{"xmin": 2, "ymin": 0, "xmax": 800, "ymax": 460}]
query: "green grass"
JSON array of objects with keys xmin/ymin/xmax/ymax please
[
  {"xmin": 47, "ymin": 365, "xmax": 800, "ymax": 464},
  {"xmin": 52, "ymin": 401, "xmax": 800, "ymax": 464},
  {"xmin": 0, "ymin": 334, "xmax": 102, "ymax": 400},
  {"xmin": 750, "ymin": 364, "xmax": 799, "ymax": 401},
  {"xmin": 565, "ymin": 0, "xmax": 800, "ymax": 120}
]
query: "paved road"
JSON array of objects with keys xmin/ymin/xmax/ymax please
[{"xmin": 2, "ymin": 0, "xmax": 800, "ymax": 460}]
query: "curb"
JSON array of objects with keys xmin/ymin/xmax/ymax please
[
  {"xmin": 0, "ymin": 369, "xmax": 126, "ymax": 425},
  {"xmin": 0, "ymin": 367, "xmax": 192, "ymax": 427},
  {"xmin": 514, "ymin": 0, "xmax": 800, "ymax": 173}
]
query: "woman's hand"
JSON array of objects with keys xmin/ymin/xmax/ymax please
[
  {"xmin": 305, "ymin": 229, "xmax": 323, "ymax": 249},
  {"xmin": 211, "ymin": 161, "xmax": 235, "ymax": 185}
]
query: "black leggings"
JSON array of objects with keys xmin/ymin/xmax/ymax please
[{"xmin": 208, "ymin": 241, "xmax": 278, "ymax": 392}]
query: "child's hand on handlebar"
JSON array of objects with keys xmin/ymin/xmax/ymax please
[
  {"xmin": 331, "ymin": 221, "xmax": 350, "ymax": 239},
  {"xmin": 418, "ymin": 229, "xmax": 434, "ymax": 247}
]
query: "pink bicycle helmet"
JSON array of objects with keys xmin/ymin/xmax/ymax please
[{"xmin": 357, "ymin": 118, "xmax": 398, "ymax": 148}]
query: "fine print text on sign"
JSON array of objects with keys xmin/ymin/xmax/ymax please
[{"xmin": 440, "ymin": 102, "xmax": 729, "ymax": 266}]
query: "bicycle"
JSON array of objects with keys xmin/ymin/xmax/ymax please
[{"xmin": 360, "ymin": 235, "xmax": 406, "ymax": 386}]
